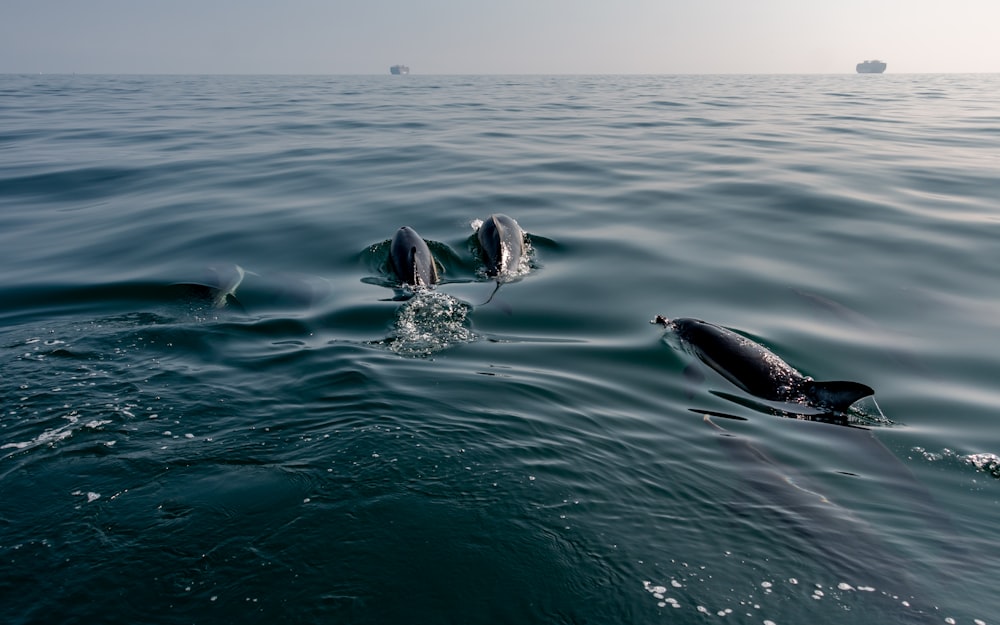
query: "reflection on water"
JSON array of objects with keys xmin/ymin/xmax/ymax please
[{"xmin": 1, "ymin": 73, "xmax": 999, "ymax": 624}]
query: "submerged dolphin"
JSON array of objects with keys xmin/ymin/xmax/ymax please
[
  {"xmin": 653, "ymin": 315, "xmax": 874, "ymax": 412},
  {"xmin": 390, "ymin": 226, "xmax": 438, "ymax": 287},
  {"xmin": 477, "ymin": 214, "xmax": 524, "ymax": 278},
  {"xmin": 702, "ymin": 415, "xmax": 945, "ymax": 620}
]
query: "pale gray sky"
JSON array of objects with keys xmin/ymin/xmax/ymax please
[{"xmin": 3, "ymin": 0, "xmax": 998, "ymax": 74}]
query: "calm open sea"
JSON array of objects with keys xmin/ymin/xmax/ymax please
[{"xmin": 2, "ymin": 73, "xmax": 999, "ymax": 624}]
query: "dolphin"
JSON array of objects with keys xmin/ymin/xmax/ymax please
[
  {"xmin": 390, "ymin": 226, "xmax": 438, "ymax": 287},
  {"xmin": 653, "ymin": 315, "xmax": 874, "ymax": 412},
  {"xmin": 171, "ymin": 264, "xmax": 246, "ymax": 309},
  {"xmin": 477, "ymin": 214, "xmax": 524, "ymax": 278}
]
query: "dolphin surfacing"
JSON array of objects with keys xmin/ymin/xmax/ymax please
[
  {"xmin": 390, "ymin": 226, "xmax": 438, "ymax": 287},
  {"xmin": 477, "ymin": 214, "xmax": 524, "ymax": 278},
  {"xmin": 172, "ymin": 264, "xmax": 246, "ymax": 309},
  {"xmin": 653, "ymin": 315, "xmax": 874, "ymax": 412}
]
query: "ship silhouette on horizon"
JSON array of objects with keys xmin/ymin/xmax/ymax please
[{"xmin": 856, "ymin": 60, "xmax": 887, "ymax": 74}]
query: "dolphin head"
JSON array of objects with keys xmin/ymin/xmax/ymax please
[
  {"xmin": 390, "ymin": 226, "xmax": 438, "ymax": 287},
  {"xmin": 477, "ymin": 214, "xmax": 524, "ymax": 278}
]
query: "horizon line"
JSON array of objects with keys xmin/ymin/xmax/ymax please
[{"xmin": 4, "ymin": 70, "xmax": 997, "ymax": 77}]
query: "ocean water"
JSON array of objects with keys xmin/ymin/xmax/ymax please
[{"xmin": 2, "ymin": 73, "xmax": 999, "ymax": 624}]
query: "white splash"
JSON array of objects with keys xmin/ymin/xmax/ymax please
[
  {"xmin": 389, "ymin": 290, "xmax": 475, "ymax": 357},
  {"xmin": 2, "ymin": 411, "xmax": 81, "ymax": 451},
  {"xmin": 913, "ymin": 446, "xmax": 1000, "ymax": 478}
]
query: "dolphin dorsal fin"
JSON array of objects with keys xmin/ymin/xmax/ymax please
[{"xmin": 803, "ymin": 380, "xmax": 875, "ymax": 412}]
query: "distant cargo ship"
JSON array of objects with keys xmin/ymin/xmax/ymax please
[
  {"xmin": 390, "ymin": 65, "xmax": 410, "ymax": 75},
  {"xmin": 856, "ymin": 60, "xmax": 886, "ymax": 74}
]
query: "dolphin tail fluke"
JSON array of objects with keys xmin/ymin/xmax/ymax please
[{"xmin": 803, "ymin": 380, "xmax": 874, "ymax": 412}]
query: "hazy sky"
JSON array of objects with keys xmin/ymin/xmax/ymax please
[{"xmin": 3, "ymin": 0, "xmax": 999, "ymax": 75}]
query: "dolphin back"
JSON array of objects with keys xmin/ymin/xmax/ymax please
[
  {"xmin": 656, "ymin": 316, "xmax": 875, "ymax": 412},
  {"xmin": 668, "ymin": 317, "xmax": 803, "ymax": 401},
  {"xmin": 390, "ymin": 226, "xmax": 438, "ymax": 286},
  {"xmin": 802, "ymin": 380, "xmax": 875, "ymax": 412},
  {"xmin": 477, "ymin": 214, "xmax": 524, "ymax": 277}
]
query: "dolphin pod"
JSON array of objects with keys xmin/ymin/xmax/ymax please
[
  {"xmin": 386, "ymin": 215, "xmax": 525, "ymax": 287},
  {"xmin": 186, "ymin": 219, "xmax": 876, "ymax": 412},
  {"xmin": 653, "ymin": 315, "xmax": 874, "ymax": 412},
  {"xmin": 389, "ymin": 226, "xmax": 439, "ymax": 287},
  {"xmin": 477, "ymin": 213, "xmax": 525, "ymax": 278}
]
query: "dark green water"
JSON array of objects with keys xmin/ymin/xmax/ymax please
[{"xmin": 1, "ymin": 74, "xmax": 998, "ymax": 624}]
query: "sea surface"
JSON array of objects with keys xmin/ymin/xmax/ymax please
[{"xmin": 2, "ymin": 73, "xmax": 999, "ymax": 624}]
